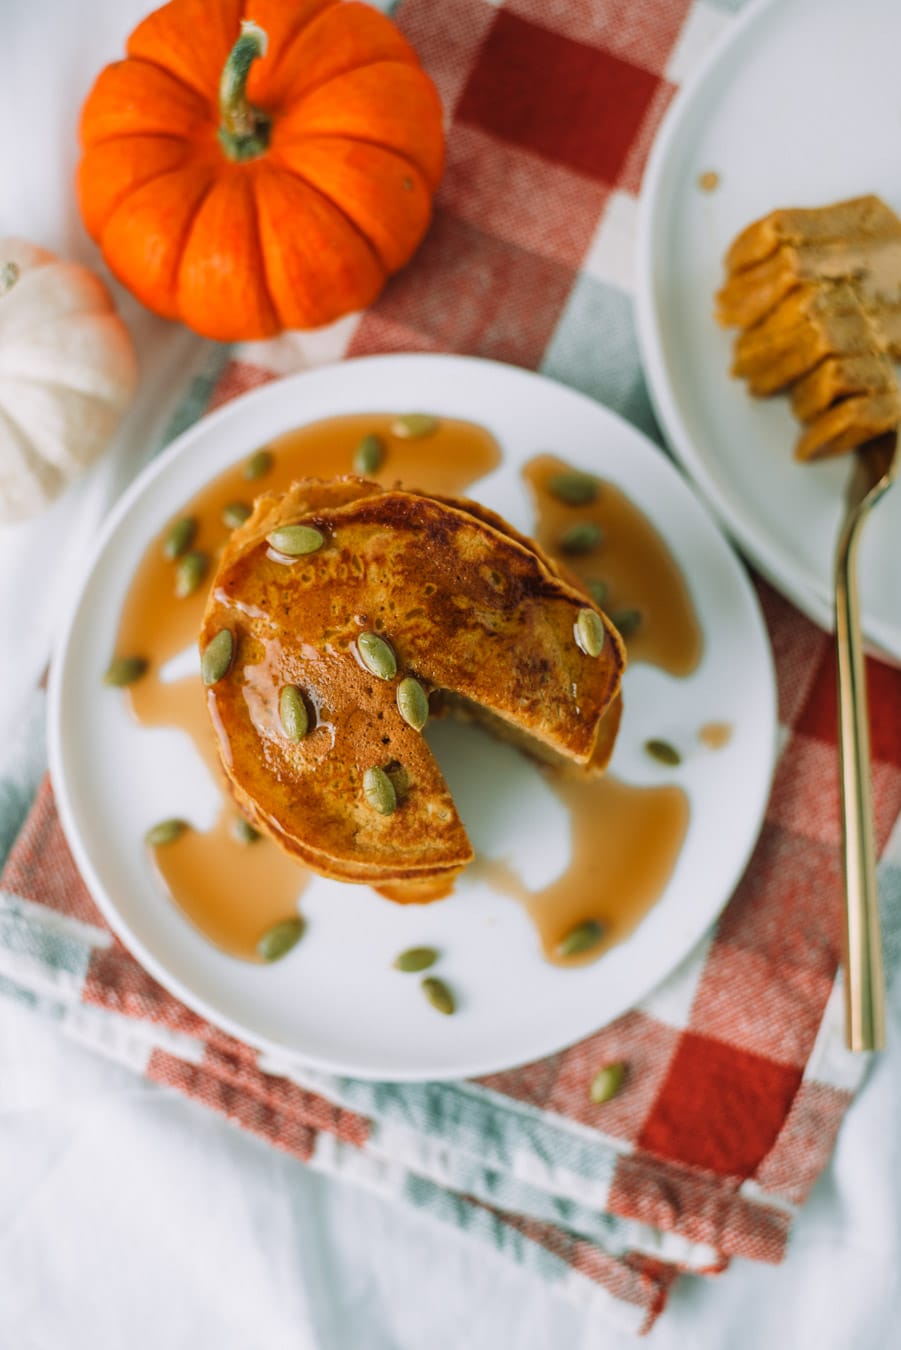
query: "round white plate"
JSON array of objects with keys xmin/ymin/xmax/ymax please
[
  {"xmin": 637, "ymin": 0, "xmax": 901, "ymax": 660},
  {"xmin": 48, "ymin": 354, "xmax": 776, "ymax": 1081}
]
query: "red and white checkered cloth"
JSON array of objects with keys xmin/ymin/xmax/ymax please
[{"xmin": 2, "ymin": 0, "xmax": 900, "ymax": 1335}]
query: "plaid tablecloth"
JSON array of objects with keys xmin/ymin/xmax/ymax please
[{"xmin": 3, "ymin": 0, "xmax": 901, "ymax": 1335}]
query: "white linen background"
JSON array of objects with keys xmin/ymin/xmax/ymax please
[{"xmin": 1, "ymin": 1, "xmax": 900, "ymax": 1346}]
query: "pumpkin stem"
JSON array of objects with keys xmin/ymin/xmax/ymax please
[
  {"xmin": 218, "ymin": 20, "xmax": 271, "ymax": 162},
  {"xmin": 0, "ymin": 261, "xmax": 20, "ymax": 296}
]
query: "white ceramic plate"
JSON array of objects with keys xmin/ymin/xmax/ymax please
[
  {"xmin": 48, "ymin": 354, "xmax": 776, "ymax": 1081},
  {"xmin": 637, "ymin": 0, "xmax": 901, "ymax": 660}
]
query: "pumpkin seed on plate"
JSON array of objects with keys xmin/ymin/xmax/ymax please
[
  {"xmin": 393, "ymin": 946, "xmax": 438, "ymax": 973},
  {"xmin": 163, "ymin": 516, "xmax": 197, "ymax": 560},
  {"xmin": 589, "ymin": 1061, "xmax": 626, "ymax": 1105},
  {"xmin": 363, "ymin": 765, "xmax": 397, "ymax": 815},
  {"xmin": 396, "ymin": 676, "xmax": 428, "ymax": 730},
  {"xmin": 391, "ymin": 413, "xmax": 439, "ymax": 439},
  {"xmin": 201, "ymin": 628, "xmax": 234, "ymax": 686},
  {"xmin": 644, "ymin": 738, "xmax": 681, "ymax": 767},
  {"xmin": 559, "ymin": 521, "xmax": 603, "ymax": 555},
  {"xmin": 244, "ymin": 449, "xmax": 273, "ymax": 480},
  {"xmin": 353, "ymin": 433, "xmax": 385, "ymax": 475},
  {"xmin": 421, "ymin": 976, "xmax": 455, "ymax": 1015},
  {"xmin": 144, "ymin": 818, "xmax": 189, "ymax": 847},
  {"xmin": 357, "ymin": 631, "xmax": 397, "ymax": 681},
  {"xmin": 257, "ymin": 916, "xmax": 305, "ymax": 963},
  {"xmin": 547, "ymin": 471, "xmax": 599, "ymax": 506},
  {"xmin": 574, "ymin": 608, "xmax": 605, "ymax": 658},
  {"xmin": 556, "ymin": 918, "xmax": 604, "ymax": 959},
  {"xmin": 611, "ymin": 608, "xmax": 642, "ymax": 638},
  {"xmin": 232, "ymin": 815, "xmax": 261, "ymax": 844},
  {"xmin": 103, "ymin": 655, "xmax": 148, "ymax": 687},
  {"xmin": 266, "ymin": 524, "xmax": 324, "ymax": 556},
  {"xmin": 175, "ymin": 549, "xmax": 209, "ymax": 597},
  {"xmin": 222, "ymin": 500, "xmax": 252, "ymax": 529},
  {"xmin": 279, "ymin": 684, "xmax": 309, "ymax": 741}
]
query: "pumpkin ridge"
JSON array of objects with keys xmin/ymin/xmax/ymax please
[
  {"xmin": 0, "ymin": 404, "xmax": 65, "ymax": 502},
  {"xmin": 248, "ymin": 168, "xmax": 383, "ymax": 329},
  {"xmin": 103, "ymin": 53, "xmax": 219, "ymax": 122},
  {"xmin": 176, "ymin": 174, "xmax": 279, "ymax": 337}
]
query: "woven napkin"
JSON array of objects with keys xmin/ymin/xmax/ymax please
[{"xmin": 3, "ymin": 0, "xmax": 901, "ymax": 1334}]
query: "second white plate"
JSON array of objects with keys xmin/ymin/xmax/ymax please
[{"xmin": 637, "ymin": 0, "xmax": 901, "ymax": 661}]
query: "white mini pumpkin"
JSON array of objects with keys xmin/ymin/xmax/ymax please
[{"xmin": 0, "ymin": 238, "xmax": 137, "ymax": 523}]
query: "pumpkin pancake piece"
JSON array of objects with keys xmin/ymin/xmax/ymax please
[{"xmin": 200, "ymin": 477, "xmax": 626, "ymax": 900}]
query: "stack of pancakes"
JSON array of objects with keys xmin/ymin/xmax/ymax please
[{"xmin": 200, "ymin": 477, "xmax": 626, "ymax": 902}]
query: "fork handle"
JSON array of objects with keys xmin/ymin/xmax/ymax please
[{"xmin": 835, "ymin": 512, "xmax": 886, "ymax": 1052}]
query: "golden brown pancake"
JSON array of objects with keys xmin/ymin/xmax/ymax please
[{"xmin": 199, "ymin": 477, "xmax": 626, "ymax": 901}]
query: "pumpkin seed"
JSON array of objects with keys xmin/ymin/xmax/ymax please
[
  {"xmin": 587, "ymin": 579, "xmax": 608, "ymax": 607},
  {"xmin": 103, "ymin": 655, "xmax": 148, "ymax": 687},
  {"xmin": 393, "ymin": 946, "xmax": 438, "ymax": 973},
  {"xmin": 421, "ymin": 976, "xmax": 455, "ymax": 1015},
  {"xmin": 201, "ymin": 628, "xmax": 234, "ymax": 686},
  {"xmin": 353, "ymin": 433, "xmax": 385, "ymax": 475},
  {"xmin": 589, "ymin": 1061, "xmax": 626, "ymax": 1105},
  {"xmin": 279, "ymin": 684, "xmax": 309, "ymax": 741},
  {"xmin": 163, "ymin": 516, "xmax": 197, "ymax": 560},
  {"xmin": 0, "ymin": 261, "xmax": 20, "ymax": 294},
  {"xmin": 548, "ymin": 471, "xmax": 599, "ymax": 506},
  {"xmin": 575, "ymin": 608, "xmax": 605, "ymax": 658},
  {"xmin": 222, "ymin": 500, "xmax": 252, "ymax": 529},
  {"xmin": 363, "ymin": 765, "xmax": 397, "ymax": 815},
  {"xmin": 391, "ymin": 413, "xmax": 439, "ymax": 439},
  {"xmin": 396, "ymin": 676, "xmax": 428, "ymax": 730},
  {"xmin": 244, "ymin": 449, "xmax": 273, "ymax": 480},
  {"xmin": 357, "ymin": 631, "xmax": 397, "ymax": 681},
  {"xmin": 266, "ymin": 524, "xmax": 324, "ymax": 556},
  {"xmin": 560, "ymin": 521, "xmax": 603, "ymax": 555},
  {"xmin": 611, "ymin": 608, "xmax": 642, "ymax": 638},
  {"xmin": 144, "ymin": 818, "xmax": 189, "ymax": 847},
  {"xmin": 556, "ymin": 918, "xmax": 604, "ymax": 959},
  {"xmin": 645, "ymin": 738, "xmax": 681, "ymax": 767},
  {"xmin": 257, "ymin": 916, "xmax": 305, "ymax": 963},
  {"xmin": 232, "ymin": 816, "xmax": 261, "ymax": 844},
  {"xmin": 175, "ymin": 550, "xmax": 209, "ymax": 598}
]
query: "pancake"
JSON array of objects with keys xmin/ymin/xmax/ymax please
[{"xmin": 199, "ymin": 476, "xmax": 626, "ymax": 901}]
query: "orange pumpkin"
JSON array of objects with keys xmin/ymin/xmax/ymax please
[{"xmin": 77, "ymin": 0, "xmax": 444, "ymax": 341}]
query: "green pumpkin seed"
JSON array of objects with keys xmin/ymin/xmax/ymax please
[
  {"xmin": 612, "ymin": 609, "xmax": 642, "ymax": 638},
  {"xmin": 0, "ymin": 261, "xmax": 20, "ymax": 294},
  {"xmin": 357, "ymin": 631, "xmax": 397, "ymax": 681},
  {"xmin": 222, "ymin": 500, "xmax": 253, "ymax": 529},
  {"xmin": 363, "ymin": 766, "xmax": 397, "ymax": 815},
  {"xmin": 575, "ymin": 608, "xmax": 605, "ymax": 658},
  {"xmin": 163, "ymin": 516, "xmax": 197, "ymax": 560},
  {"xmin": 267, "ymin": 524, "xmax": 325, "ymax": 556},
  {"xmin": 391, "ymin": 413, "xmax": 439, "ymax": 439},
  {"xmin": 232, "ymin": 816, "xmax": 261, "ymax": 844},
  {"xmin": 257, "ymin": 916, "xmax": 305, "ymax": 962},
  {"xmin": 244, "ymin": 449, "xmax": 273, "ymax": 481},
  {"xmin": 103, "ymin": 655, "xmax": 148, "ymax": 687},
  {"xmin": 144, "ymin": 818, "xmax": 189, "ymax": 847},
  {"xmin": 587, "ymin": 579, "xmax": 608, "ymax": 607},
  {"xmin": 557, "ymin": 918, "xmax": 605, "ymax": 959},
  {"xmin": 589, "ymin": 1061, "xmax": 626, "ymax": 1105},
  {"xmin": 560, "ymin": 521, "xmax": 603, "ymax": 555},
  {"xmin": 201, "ymin": 628, "xmax": 234, "ymax": 686},
  {"xmin": 421, "ymin": 976, "xmax": 455, "ymax": 1015},
  {"xmin": 393, "ymin": 946, "xmax": 438, "ymax": 973},
  {"xmin": 353, "ymin": 433, "xmax": 385, "ymax": 475},
  {"xmin": 645, "ymin": 738, "xmax": 681, "ymax": 767},
  {"xmin": 396, "ymin": 676, "xmax": 428, "ymax": 731},
  {"xmin": 279, "ymin": 684, "xmax": 309, "ymax": 741},
  {"xmin": 548, "ymin": 471, "xmax": 599, "ymax": 506},
  {"xmin": 175, "ymin": 550, "xmax": 209, "ymax": 598}
]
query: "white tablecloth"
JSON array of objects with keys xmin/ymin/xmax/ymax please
[{"xmin": 3, "ymin": 3, "xmax": 900, "ymax": 1345}]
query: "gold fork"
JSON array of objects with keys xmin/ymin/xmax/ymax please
[{"xmin": 835, "ymin": 429, "xmax": 899, "ymax": 1051}]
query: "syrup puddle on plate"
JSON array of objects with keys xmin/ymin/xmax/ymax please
[{"xmin": 110, "ymin": 415, "xmax": 701, "ymax": 966}]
